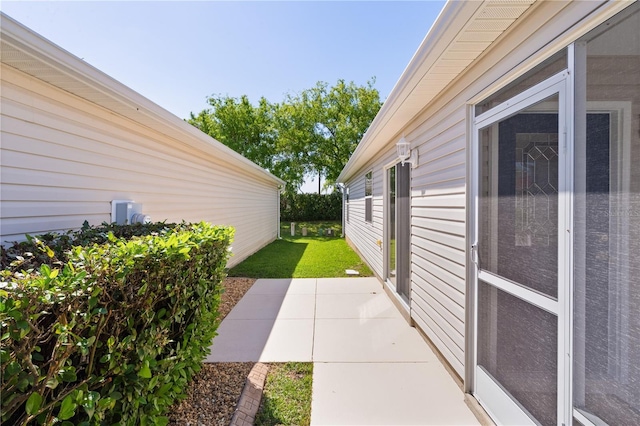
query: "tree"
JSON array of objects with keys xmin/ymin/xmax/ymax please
[
  {"xmin": 281, "ymin": 79, "xmax": 382, "ymax": 190},
  {"xmin": 189, "ymin": 95, "xmax": 276, "ymax": 170},
  {"xmin": 188, "ymin": 79, "xmax": 382, "ymax": 194}
]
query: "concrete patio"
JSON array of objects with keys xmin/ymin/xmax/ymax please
[{"xmin": 206, "ymin": 277, "xmax": 481, "ymax": 425}]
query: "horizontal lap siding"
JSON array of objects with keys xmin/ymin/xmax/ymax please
[
  {"xmin": 409, "ymin": 107, "xmax": 467, "ymax": 377},
  {"xmin": 401, "ymin": 1, "xmax": 610, "ymax": 378},
  {"xmin": 345, "ymin": 155, "xmax": 394, "ymax": 278},
  {"xmin": 0, "ymin": 65, "xmax": 278, "ymax": 267},
  {"xmin": 339, "ymin": 0, "xmax": 614, "ymax": 384}
]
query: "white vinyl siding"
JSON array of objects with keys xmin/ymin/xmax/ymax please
[
  {"xmin": 0, "ymin": 64, "xmax": 279, "ymax": 267},
  {"xmin": 340, "ymin": 0, "xmax": 620, "ymax": 381},
  {"xmin": 344, "ymin": 164, "xmax": 388, "ymax": 279},
  {"xmin": 407, "ymin": 105, "xmax": 467, "ymax": 376}
]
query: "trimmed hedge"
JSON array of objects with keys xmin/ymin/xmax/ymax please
[
  {"xmin": 280, "ymin": 193, "xmax": 341, "ymax": 222},
  {"xmin": 0, "ymin": 222, "xmax": 233, "ymax": 425}
]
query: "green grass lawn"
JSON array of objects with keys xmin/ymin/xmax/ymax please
[
  {"xmin": 254, "ymin": 362, "xmax": 313, "ymax": 426},
  {"xmin": 228, "ymin": 222, "xmax": 372, "ymax": 278}
]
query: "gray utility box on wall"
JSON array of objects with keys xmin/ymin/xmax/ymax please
[{"xmin": 111, "ymin": 200, "xmax": 151, "ymax": 225}]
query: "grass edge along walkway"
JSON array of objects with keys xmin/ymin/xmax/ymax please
[{"xmin": 254, "ymin": 362, "xmax": 313, "ymax": 426}]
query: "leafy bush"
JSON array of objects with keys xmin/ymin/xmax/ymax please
[
  {"xmin": 0, "ymin": 221, "xmax": 179, "ymax": 273},
  {"xmin": 0, "ymin": 222, "xmax": 233, "ymax": 425},
  {"xmin": 280, "ymin": 193, "xmax": 341, "ymax": 222}
]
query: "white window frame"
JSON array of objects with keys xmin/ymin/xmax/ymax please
[{"xmin": 364, "ymin": 171, "xmax": 373, "ymax": 223}]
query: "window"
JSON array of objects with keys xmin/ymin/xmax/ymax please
[
  {"xmin": 365, "ymin": 171, "xmax": 372, "ymax": 222},
  {"xmin": 345, "ymin": 186, "xmax": 350, "ymax": 223}
]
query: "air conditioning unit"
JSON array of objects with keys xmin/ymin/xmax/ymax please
[{"xmin": 111, "ymin": 200, "xmax": 151, "ymax": 225}]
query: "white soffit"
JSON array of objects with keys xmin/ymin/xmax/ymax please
[
  {"xmin": 338, "ymin": 0, "xmax": 536, "ymax": 183},
  {"xmin": 0, "ymin": 13, "xmax": 285, "ymax": 186}
]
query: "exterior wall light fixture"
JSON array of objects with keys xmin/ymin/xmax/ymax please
[{"xmin": 396, "ymin": 136, "xmax": 418, "ymax": 168}]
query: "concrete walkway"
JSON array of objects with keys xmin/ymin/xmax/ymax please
[{"xmin": 206, "ymin": 277, "xmax": 481, "ymax": 425}]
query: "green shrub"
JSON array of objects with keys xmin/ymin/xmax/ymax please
[
  {"xmin": 280, "ymin": 192, "xmax": 341, "ymax": 222},
  {"xmin": 0, "ymin": 222, "xmax": 233, "ymax": 425},
  {"xmin": 0, "ymin": 221, "xmax": 179, "ymax": 273}
]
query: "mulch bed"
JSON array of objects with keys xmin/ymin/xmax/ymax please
[{"xmin": 168, "ymin": 277, "xmax": 257, "ymax": 426}]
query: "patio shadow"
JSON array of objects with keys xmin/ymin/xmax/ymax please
[
  {"xmin": 205, "ymin": 278, "xmax": 316, "ymax": 362},
  {"xmin": 228, "ymin": 239, "xmax": 309, "ymax": 278}
]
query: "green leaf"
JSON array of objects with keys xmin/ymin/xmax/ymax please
[
  {"xmin": 60, "ymin": 368, "xmax": 77, "ymax": 382},
  {"xmin": 80, "ymin": 391, "xmax": 99, "ymax": 419},
  {"xmin": 5, "ymin": 361, "xmax": 20, "ymax": 376},
  {"xmin": 147, "ymin": 375, "xmax": 159, "ymax": 391},
  {"xmin": 138, "ymin": 364, "xmax": 152, "ymax": 379},
  {"xmin": 58, "ymin": 394, "xmax": 77, "ymax": 420},
  {"xmin": 40, "ymin": 264, "xmax": 51, "ymax": 278},
  {"xmin": 8, "ymin": 310, "xmax": 22, "ymax": 320},
  {"xmin": 156, "ymin": 416, "xmax": 170, "ymax": 426},
  {"xmin": 45, "ymin": 376, "xmax": 59, "ymax": 389},
  {"xmin": 98, "ymin": 397, "xmax": 114, "ymax": 409},
  {"xmin": 25, "ymin": 392, "xmax": 42, "ymax": 415},
  {"xmin": 17, "ymin": 377, "xmax": 30, "ymax": 392},
  {"xmin": 157, "ymin": 383, "xmax": 172, "ymax": 396},
  {"xmin": 137, "ymin": 283, "xmax": 148, "ymax": 296}
]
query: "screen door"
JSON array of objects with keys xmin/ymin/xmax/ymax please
[{"xmin": 473, "ymin": 75, "xmax": 568, "ymax": 426}]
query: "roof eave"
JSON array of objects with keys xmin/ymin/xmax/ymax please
[
  {"xmin": 337, "ymin": 0, "xmax": 476, "ymax": 183},
  {"xmin": 338, "ymin": 0, "xmax": 537, "ymax": 183}
]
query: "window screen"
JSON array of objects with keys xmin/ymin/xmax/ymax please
[{"xmin": 365, "ymin": 171, "xmax": 372, "ymax": 222}]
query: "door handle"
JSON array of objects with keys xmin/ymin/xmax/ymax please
[{"xmin": 471, "ymin": 243, "xmax": 481, "ymax": 270}]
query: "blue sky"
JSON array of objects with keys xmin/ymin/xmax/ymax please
[{"xmin": 1, "ymin": 1, "xmax": 444, "ymax": 191}]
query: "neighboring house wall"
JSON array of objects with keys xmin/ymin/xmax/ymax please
[{"xmin": 0, "ymin": 17, "xmax": 283, "ymax": 268}]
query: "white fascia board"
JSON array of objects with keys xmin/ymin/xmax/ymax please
[
  {"xmin": 0, "ymin": 12, "xmax": 285, "ymax": 187},
  {"xmin": 337, "ymin": 0, "xmax": 482, "ymax": 183}
]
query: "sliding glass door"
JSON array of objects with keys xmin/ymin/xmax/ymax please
[
  {"xmin": 573, "ymin": 4, "xmax": 640, "ymax": 424},
  {"xmin": 386, "ymin": 162, "xmax": 411, "ymax": 304}
]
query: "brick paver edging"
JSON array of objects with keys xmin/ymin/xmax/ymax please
[{"xmin": 229, "ymin": 362, "xmax": 269, "ymax": 426}]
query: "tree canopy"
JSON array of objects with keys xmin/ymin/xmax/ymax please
[{"xmin": 188, "ymin": 79, "xmax": 382, "ymax": 193}]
